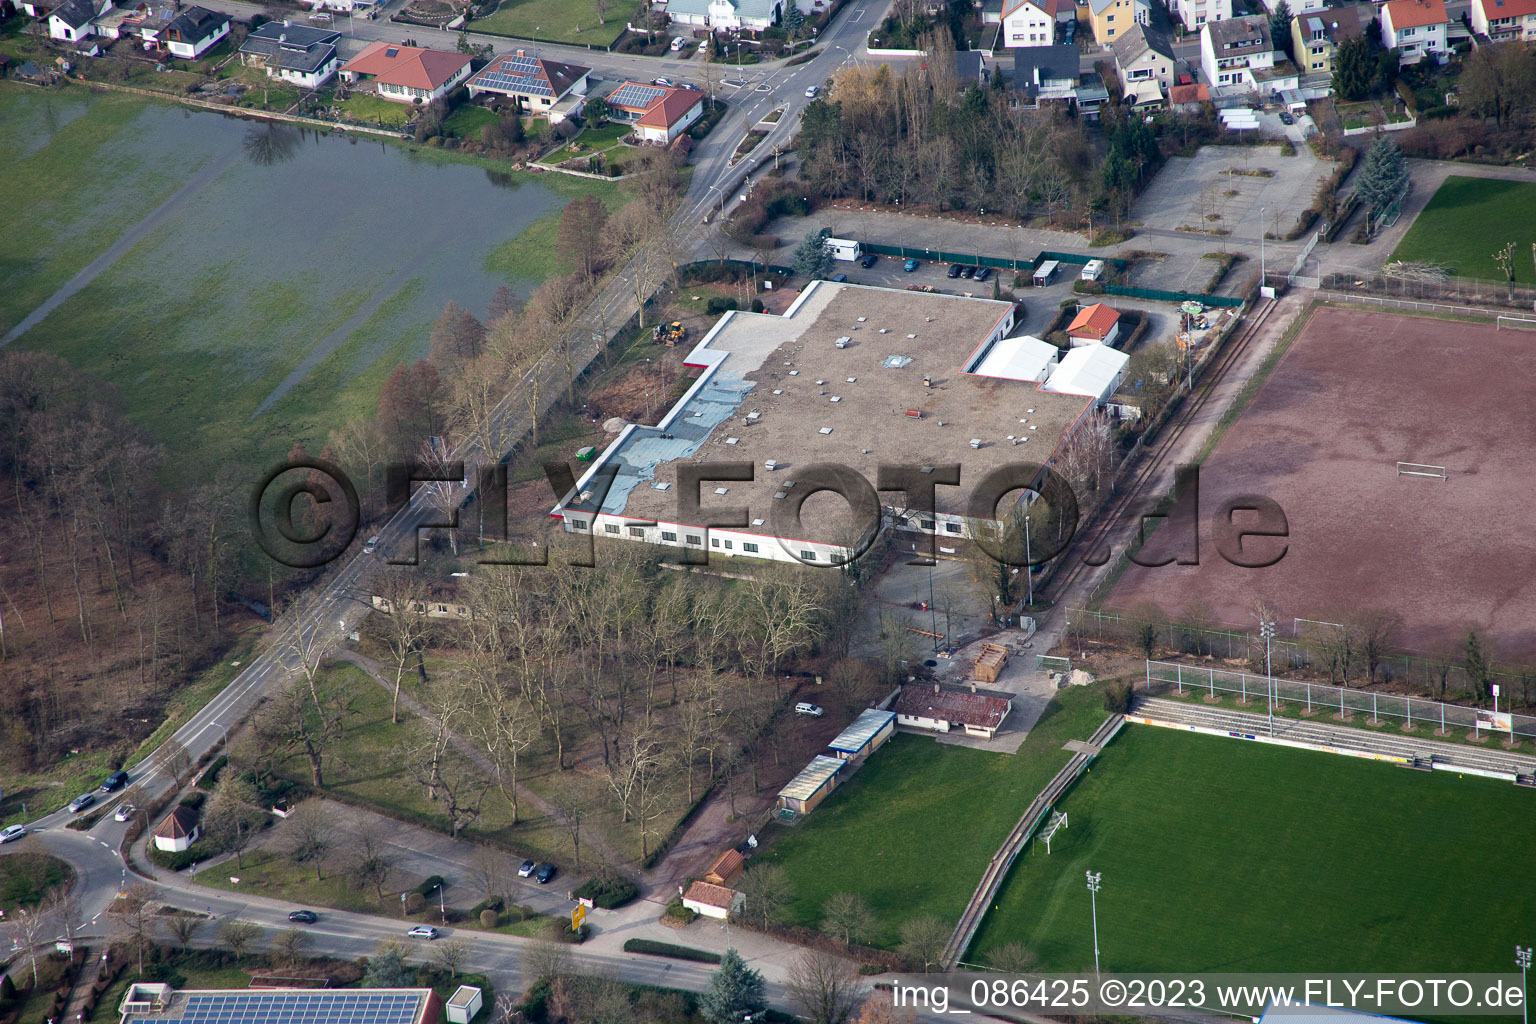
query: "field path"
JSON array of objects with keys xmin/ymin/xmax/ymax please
[{"xmin": 1, "ymin": 148, "xmax": 241, "ymax": 347}]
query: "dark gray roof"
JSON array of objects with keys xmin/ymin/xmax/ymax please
[
  {"xmin": 166, "ymin": 6, "xmax": 229, "ymax": 45},
  {"xmin": 1012, "ymin": 44, "xmax": 1079, "ymax": 84},
  {"xmin": 241, "ymin": 21, "xmax": 341, "ymax": 73},
  {"xmin": 51, "ymin": 0, "xmax": 97, "ymax": 30},
  {"xmin": 1206, "ymin": 14, "xmax": 1272, "ymax": 51},
  {"xmin": 1111, "ymin": 21, "xmax": 1175, "ymax": 64},
  {"xmin": 954, "ymin": 49, "xmax": 984, "ymax": 81}
]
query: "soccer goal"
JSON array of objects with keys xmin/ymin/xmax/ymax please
[
  {"xmin": 1496, "ymin": 315, "xmax": 1536, "ymax": 331},
  {"xmin": 1397, "ymin": 461, "xmax": 1447, "ymax": 480},
  {"xmin": 1036, "ymin": 810, "xmax": 1069, "ymax": 855}
]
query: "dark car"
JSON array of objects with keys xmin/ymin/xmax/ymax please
[
  {"xmin": 960, "ymin": 265, "xmax": 976, "ymax": 279},
  {"xmin": 946, "ymin": 264, "xmax": 963, "ymax": 278},
  {"xmin": 536, "ymin": 863, "xmax": 556, "ymax": 884},
  {"xmin": 288, "ymin": 910, "xmax": 318, "ymax": 924},
  {"xmin": 100, "ymin": 770, "xmax": 129, "ymax": 793},
  {"xmin": 860, "ymin": 253, "xmax": 878, "ymax": 268},
  {"xmin": 830, "ymin": 272, "xmax": 848, "ymax": 282},
  {"xmin": 1278, "ymin": 110, "xmax": 1296, "ymax": 125},
  {"xmin": 974, "ymin": 267, "xmax": 992, "ymax": 282}
]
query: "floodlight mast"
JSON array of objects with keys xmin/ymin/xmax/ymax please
[
  {"xmin": 1260, "ymin": 621, "xmax": 1276, "ymax": 736},
  {"xmin": 1085, "ymin": 871, "xmax": 1102, "ymax": 983}
]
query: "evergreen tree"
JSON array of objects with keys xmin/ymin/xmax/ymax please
[
  {"xmin": 363, "ymin": 949, "xmax": 408, "ymax": 988},
  {"xmin": 792, "ymin": 227, "xmax": 835, "ymax": 281},
  {"xmin": 1353, "ymin": 135, "xmax": 1409, "ymax": 217},
  {"xmin": 784, "ymin": 1, "xmax": 804, "ymax": 40},
  {"xmin": 700, "ymin": 949, "xmax": 767, "ymax": 1024},
  {"xmin": 1270, "ymin": 0, "xmax": 1294, "ymax": 60},
  {"xmin": 1332, "ymin": 35, "xmax": 1373, "ymax": 100}
]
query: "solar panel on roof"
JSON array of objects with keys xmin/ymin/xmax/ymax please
[{"xmin": 128, "ymin": 991, "xmax": 424, "ymax": 1024}]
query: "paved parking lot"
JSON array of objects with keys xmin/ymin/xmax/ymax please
[{"xmin": 1134, "ymin": 141, "xmax": 1333, "ymax": 243}]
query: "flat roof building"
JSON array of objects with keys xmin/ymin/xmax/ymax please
[
  {"xmin": 827, "ymin": 708, "xmax": 898, "ymax": 760},
  {"xmin": 120, "ymin": 988, "xmax": 441, "ymax": 1024},
  {"xmin": 895, "ymin": 683, "xmax": 1014, "ymax": 739},
  {"xmin": 552, "ymin": 282, "xmax": 1096, "ymax": 564},
  {"xmin": 777, "ymin": 755, "xmax": 846, "ymax": 817}
]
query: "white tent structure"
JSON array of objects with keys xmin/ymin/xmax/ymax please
[{"xmin": 1042, "ymin": 345, "xmax": 1130, "ymax": 406}]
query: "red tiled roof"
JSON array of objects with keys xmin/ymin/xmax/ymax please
[
  {"xmin": 684, "ymin": 881, "xmax": 738, "ymax": 909},
  {"xmin": 1067, "ymin": 302, "xmax": 1121, "ymax": 339},
  {"xmin": 894, "ymin": 686, "xmax": 1012, "ymax": 729},
  {"xmin": 1385, "ymin": 0, "xmax": 1447, "ymax": 28},
  {"xmin": 342, "ymin": 41, "xmax": 471, "ymax": 91},
  {"xmin": 636, "ymin": 87, "xmax": 704, "ymax": 129},
  {"xmin": 1476, "ymin": 0, "xmax": 1536, "ymax": 20},
  {"xmin": 155, "ymin": 805, "xmax": 199, "ymax": 839},
  {"xmin": 1169, "ymin": 82, "xmax": 1211, "ymax": 103},
  {"xmin": 705, "ymin": 848, "xmax": 745, "ymax": 885}
]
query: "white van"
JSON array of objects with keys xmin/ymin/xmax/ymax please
[{"xmin": 1080, "ymin": 259, "xmax": 1105, "ymax": 282}]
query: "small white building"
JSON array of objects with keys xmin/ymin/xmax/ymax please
[
  {"xmin": 48, "ymin": 0, "xmax": 110, "ymax": 42},
  {"xmin": 1471, "ymin": 0, "xmax": 1536, "ymax": 40},
  {"xmin": 965, "ymin": 334, "xmax": 1059, "ymax": 382},
  {"xmin": 682, "ymin": 880, "xmax": 744, "ymax": 920},
  {"xmin": 1201, "ymin": 15, "xmax": 1297, "ymax": 95},
  {"xmin": 466, "ymin": 52, "xmax": 591, "ymax": 113},
  {"xmin": 340, "ymin": 42, "xmax": 474, "ymax": 104},
  {"xmin": 1042, "ymin": 344, "xmax": 1131, "ymax": 407},
  {"xmin": 240, "ymin": 22, "xmax": 343, "ymax": 89},
  {"xmin": 632, "ymin": 87, "xmax": 706, "ymax": 144},
  {"xmin": 446, "ymin": 986, "xmax": 482, "ymax": 1024},
  {"xmin": 163, "ymin": 6, "xmax": 230, "ymax": 59},
  {"xmin": 1000, "ymin": 0, "xmax": 1059, "ymax": 47},
  {"xmin": 894, "ymin": 683, "xmax": 1014, "ymax": 740},
  {"xmin": 153, "ymin": 806, "xmax": 200, "ymax": 853},
  {"xmin": 1171, "ymin": 0, "xmax": 1230, "ymax": 31},
  {"xmin": 1381, "ymin": 0, "xmax": 1448, "ymax": 61}
]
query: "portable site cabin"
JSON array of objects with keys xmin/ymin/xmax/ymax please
[
  {"xmin": 446, "ymin": 987, "xmax": 482, "ymax": 1024},
  {"xmin": 1032, "ymin": 260, "xmax": 1060, "ymax": 286},
  {"xmin": 824, "ymin": 237, "xmax": 861, "ymax": 262},
  {"xmin": 973, "ymin": 642, "xmax": 1009, "ymax": 683},
  {"xmin": 1080, "ymin": 259, "xmax": 1106, "ymax": 281}
]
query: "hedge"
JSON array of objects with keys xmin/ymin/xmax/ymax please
[
  {"xmin": 178, "ymin": 792, "xmax": 206, "ymax": 810},
  {"xmin": 621, "ymin": 939, "xmax": 722, "ymax": 964},
  {"xmin": 571, "ymin": 875, "xmax": 639, "ymax": 909},
  {"xmin": 412, "ymin": 875, "xmax": 445, "ymax": 896}
]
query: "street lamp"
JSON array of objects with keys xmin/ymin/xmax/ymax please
[
  {"xmin": 1085, "ymin": 871, "xmax": 1102, "ymax": 982},
  {"xmin": 1260, "ymin": 620, "xmax": 1276, "ymax": 736},
  {"xmin": 1258, "ymin": 206, "xmax": 1266, "ymax": 288},
  {"xmin": 1517, "ymin": 946, "xmax": 1531, "ymax": 1024}
]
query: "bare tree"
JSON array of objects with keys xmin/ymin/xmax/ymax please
[
  {"xmin": 552, "ymin": 791, "xmax": 586, "ymax": 869},
  {"xmin": 206, "ymin": 772, "xmax": 264, "ymax": 870},
  {"xmin": 432, "ymin": 938, "xmax": 473, "ymax": 979},
  {"xmin": 345, "ymin": 818, "xmax": 400, "ymax": 902},
  {"xmin": 282, "ymin": 800, "xmax": 338, "ymax": 881},
  {"xmin": 253, "ymin": 665, "xmax": 355, "ymax": 789},
  {"xmin": 273, "ymin": 926, "xmax": 311, "ymax": 966},
  {"xmin": 523, "ymin": 938, "xmax": 573, "ymax": 984},
  {"xmin": 165, "ymin": 912, "xmax": 204, "ymax": 949},
  {"xmin": 367, "ymin": 573, "xmax": 433, "ymax": 725},
  {"xmin": 110, "ymin": 882, "xmax": 158, "ymax": 975},
  {"xmin": 465, "ymin": 846, "xmax": 506, "ymax": 906},
  {"xmin": 737, "ymin": 863, "xmax": 795, "ymax": 929},
  {"xmin": 984, "ymin": 941, "xmax": 1039, "ymax": 974},
  {"xmin": 786, "ymin": 949, "xmax": 861, "ymax": 1024},
  {"xmin": 219, "ymin": 919, "xmax": 262, "ymax": 961},
  {"xmin": 898, "ymin": 915, "xmax": 950, "ymax": 973},
  {"xmin": 14, "ymin": 906, "xmax": 47, "ymax": 986},
  {"xmin": 822, "ymin": 892, "xmax": 876, "ymax": 947}
]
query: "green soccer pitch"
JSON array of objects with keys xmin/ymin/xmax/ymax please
[{"xmin": 968, "ymin": 725, "xmax": 1536, "ymax": 973}]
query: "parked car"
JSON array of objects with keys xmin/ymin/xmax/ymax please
[
  {"xmin": 960, "ymin": 265, "xmax": 976, "ymax": 279},
  {"xmin": 830, "ymin": 272, "xmax": 848, "ymax": 282},
  {"xmin": 794, "ymin": 702, "xmax": 824, "ymax": 717},
  {"xmin": 946, "ymin": 264, "xmax": 963, "ymax": 278},
  {"xmin": 653, "ymin": 77, "xmax": 674, "ymax": 87},
  {"xmin": 698, "ymin": 39, "xmax": 708, "ymax": 52},
  {"xmin": 860, "ymin": 253, "xmax": 878, "ymax": 268},
  {"xmin": 903, "ymin": 259, "xmax": 920, "ymax": 272},
  {"xmin": 68, "ymin": 793, "xmax": 96, "ymax": 814},
  {"xmin": 364, "ymin": 535, "xmax": 380, "ymax": 554},
  {"xmin": 518, "ymin": 859, "xmax": 537, "ymax": 877},
  {"xmin": 100, "ymin": 770, "xmax": 129, "ymax": 792},
  {"xmin": 1278, "ymin": 110, "xmax": 1296, "ymax": 125},
  {"xmin": 974, "ymin": 266, "xmax": 992, "ymax": 282},
  {"xmin": 536, "ymin": 863, "xmax": 556, "ymax": 884},
  {"xmin": 0, "ymin": 824, "xmax": 26, "ymax": 844},
  {"xmin": 288, "ymin": 910, "xmax": 319, "ymax": 924},
  {"xmin": 407, "ymin": 926, "xmax": 439, "ymax": 939},
  {"xmin": 114, "ymin": 804, "xmax": 135, "ymax": 822},
  {"xmin": 804, "ymin": 85, "xmax": 820, "ymax": 98},
  {"xmin": 670, "ymin": 36, "xmax": 685, "ymax": 50}
]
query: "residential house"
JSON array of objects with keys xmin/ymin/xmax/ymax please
[
  {"xmin": 1076, "ymin": 70, "xmax": 1110, "ymax": 117},
  {"xmin": 20, "ymin": 0, "xmax": 58, "ymax": 18},
  {"xmin": 466, "ymin": 51, "xmax": 590, "ymax": 114},
  {"xmin": 163, "ymin": 6, "xmax": 229, "ymax": 59},
  {"xmin": 1471, "ymin": 0, "xmax": 1536, "ymax": 40},
  {"xmin": 954, "ymin": 48, "xmax": 989, "ymax": 85},
  {"xmin": 606, "ymin": 81, "xmax": 706, "ymax": 143},
  {"xmin": 895, "ymin": 683, "xmax": 1014, "ymax": 740},
  {"xmin": 48, "ymin": 0, "xmax": 110, "ymax": 42},
  {"xmin": 1066, "ymin": 302, "xmax": 1122, "ymax": 346},
  {"xmin": 341, "ymin": 41, "xmax": 473, "ymax": 103},
  {"xmin": 1088, "ymin": 0, "xmax": 1148, "ymax": 44},
  {"xmin": 1111, "ymin": 22, "xmax": 1175, "ymax": 106},
  {"xmin": 369, "ymin": 585, "xmax": 473, "ymax": 620},
  {"xmin": 1012, "ymin": 44, "xmax": 1080, "ymax": 102},
  {"xmin": 663, "ymin": 0, "xmax": 781, "ymax": 31},
  {"xmin": 153, "ymin": 806, "xmax": 200, "ymax": 853},
  {"xmin": 240, "ymin": 21, "xmax": 342, "ymax": 88},
  {"xmin": 1001, "ymin": 0, "xmax": 1058, "ymax": 47},
  {"xmin": 1172, "ymin": 0, "xmax": 1230, "ymax": 31},
  {"xmin": 1380, "ymin": 0, "xmax": 1448, "ymax": 60},
  {"xmin": 1201, "ymin": 15, "xmax": 1298, "ymax": 95},
  {"xmin": 1290, "ymin": 6, "xmax": 1362, "ymax": 77}
]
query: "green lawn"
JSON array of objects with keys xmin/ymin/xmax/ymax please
[
  {"xmin": 337, "ymin": 93, "xmax": 414, "ymax": 127},
  {"xmin": 1391, "ymin": 175, "xmax": 1536, "ymax": 282},
  {"xmin": 0, "ymin": 853, "xmax": 75, "ymax": 913},
  {"xmin": 443, "ymin": 104, "xmax": 499, "ymax": 139},
  {"xmin": 969, "ymin": 724, "xmax": 1536, "ymax": 972},
  {"xmin": 469, "ymin": 0, "xmax": 640, "ymax": 46},
  {"xmin": 758, "ymin": 685, "xmax": 1113, "ymax": 948}
]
